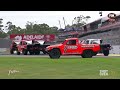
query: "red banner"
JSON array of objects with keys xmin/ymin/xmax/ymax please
[{"xmin": 10, "ymin": 34, "xmax": 55, "ymax": 42}]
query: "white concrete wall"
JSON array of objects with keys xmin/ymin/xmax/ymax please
[
  {"xmin": 0, "ymin": 48, "xmax": 9, "ymax": 54},
  {"xmin": 110, "ymin": 45, "xmax": 120, "ymax": 54}
]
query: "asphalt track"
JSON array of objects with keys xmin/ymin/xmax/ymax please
[{"xmin": 0, "ymin": 54, "xmax": 120, "ymax": 58}]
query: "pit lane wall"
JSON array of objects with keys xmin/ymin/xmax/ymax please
[
  {"xmin": 110, "ymin": 45, "xmax": 120, "ymax": 54},
  {"xmin": 0, "ymin": 48, "xmax": 10, "ymax": 55}
]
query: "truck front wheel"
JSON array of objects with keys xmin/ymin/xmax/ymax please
[
  {"xmin": 81, "ymin": 50, "xmax": 93, "ymax": 58},
  {"xmin": 22, "ymin": 49, "xmax": 28, "ymax": 55},
  {"xmin": 49, "ymin": 49, "xmax": 61, "ymax": 59},
  {"xmin": 10, "ymin": 49, "xmax": 14, "ymax": 54}
]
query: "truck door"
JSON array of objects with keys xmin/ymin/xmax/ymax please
[
  {"xmin": 17, "ymin": 41, "xmax": 22, "ymax": 52},
  {"xmin": 18, "ymin": 41, "xmax": 27, "ymax": 52},
  {"xmin": 64, "ymin": 40, "xmax": 79, "ymax": 54}
]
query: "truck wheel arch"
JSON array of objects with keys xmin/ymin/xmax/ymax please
[
  {"xmin": 50, "ymin": 48, "xmax": 62, "ymax": 55},
  {"xmin": 49, "ymin": 48, "xmax": 61, "ymax": 59},
  {"xmin": 81, "ymin": 49, "xmax": 94, "ymax": 58}
]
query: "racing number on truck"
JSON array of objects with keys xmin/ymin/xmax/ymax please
[{"xmin": 67, "ymin": 46, "xmax": 78, "ymax": 49}]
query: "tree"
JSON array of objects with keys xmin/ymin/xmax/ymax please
[
  {"xmin": 25, "ymin": 21, "xmax": 34, "ymax": 34},
  {"xmin": 85, "ymin": 16, "xmax": 91, "ymax": 22},
  {"xmin": 0, "ymin": 31, "xmax": 7, "ymax": 38},
  {"xmin": 25, "ymin": 22, "xmax": 58, "ymax": 35},
  {"xmin": 49, "ymin": 26, "xmax": 58, "ymax": 35},
  {"xmin": 6, "ymin": 21, "xmax": 23, "ymax": 35},
  {"xmin": 6, "ymin": 21, "xmax": 13, "ymax": 34},
  {"xmin": 0, "ymin": 18, "xmax": 4, "ymax": 32},
  {"xmin": 0, "ymin": 18, "xmax": 8, "ymax": 38},
  {"xmin": 5, "ymin": 21, "xmax": 59, "ymax": 36}
]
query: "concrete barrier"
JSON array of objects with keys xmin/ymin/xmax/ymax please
[{"xmin": 0, "ymin": 48, "xmax": 10, "ymax": 54}]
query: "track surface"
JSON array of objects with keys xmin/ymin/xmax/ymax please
[{"xmin": 0, "ymin": 54, "xmax": 120, "ymax": 58}]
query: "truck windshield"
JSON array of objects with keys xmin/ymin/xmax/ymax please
[{"xmin": 62, "ymin": 40, "xmax": 66, "ymax": 44}]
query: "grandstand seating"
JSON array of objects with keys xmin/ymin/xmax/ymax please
[{"xmin": 57, "ymin": 14, "xmax": 120, "ymax": 45}]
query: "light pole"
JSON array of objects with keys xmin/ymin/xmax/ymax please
[
  {"xmin": 72, "ymin": 20, "xmax": 74, "ymax": 25},
  {"xmin": 58, "ymin": 20, "xmax": 61, "ymax": 29},
  {"xmin": 99, "ymin": 11, "xmax": 103, "ymax": 27},
  {"xmin": 63, "ymin": 17, "xmax": 66, "ymax": 29}
]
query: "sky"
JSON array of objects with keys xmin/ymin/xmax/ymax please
[{"xmin": 0, "ymin": 11, "xmax": 120, "ymax": 30}]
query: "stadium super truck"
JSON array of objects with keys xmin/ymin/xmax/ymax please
[
  {"xmin": 46, "ymin": 38, "xmax": 111, "ymax": 59},
  {"xmin": 10, "ymin": 40, "xmax": 50, "ymax": 55}
]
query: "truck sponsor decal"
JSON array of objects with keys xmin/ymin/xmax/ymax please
[
  {"xmin": 64, "ymin": 46, "xmax": 78, "ymax": 53},
  {"xmin": 66, "ymin": 46, "xmax": 78, "ymax": 49},
  {"xmin": 10, "ymin": 34, "xmax": 55, "ymax": 41},
  {"xmin": 81, "ymin": 45, "xmax": 94, "ymax": 48},
  {"xmin": 23, "ymin": 35, "xmax": 44, "ymax": 40}
]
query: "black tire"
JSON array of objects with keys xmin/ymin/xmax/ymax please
[
  {"xmin": 10, "ymin": 49, "xmax": 14, "ymax": 54},
  {"xmin": 22, "ymin": 49, "xmax": 28, "ymax": 55},
  {"xmin": 49, "ymin": 49, "xmax": 61, "ymax": 59},
  {"xmin": 103, "ymin": 50, "xmax": 109, "ymax": 56},
  {"xmin": 81, "ymin": 50, "xmax": 93, "ymax": 58},
  {"xmin": 17, "ymin": 51, "xmax": 20, "ymax": 55}
]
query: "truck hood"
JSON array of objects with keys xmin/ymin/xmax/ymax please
[{"xmin": 47, "ymin": 44, "xmax": 62, "ymax": 48}]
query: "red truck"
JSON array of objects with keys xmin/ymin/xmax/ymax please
[
  {"xmin": 10, "ymin": 40, "xmax": 50, "ymax": 55},
  {"xmin": 46, "ymin": 38, "xmax": 111, "ymax": 59}
]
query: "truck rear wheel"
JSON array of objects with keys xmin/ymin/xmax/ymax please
[
  {"xmin": 93, "ymin": 52, "xmax": 98, "ymax": 56},
  {"xmin": 49, "ymin": 49, "xmax": 61, "ymax": 59},
  {"xmin": 17, "ymin": 51, "xmax": 20, "ymax": 55},
  {"xmin": 103, "ymin": 50, "xmax": 109, "ymax": 56},
  {"xmin": 81, "ymin": 50, "xmax": 93, "ymax": 58}
]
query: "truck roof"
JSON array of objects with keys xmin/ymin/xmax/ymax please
[
  {"xmin": 65, "ymin": 38, "xmax": 78, "ymax": 41},
  {"xmin": 86, "ymin": 39, "xmax": 102, "ymax": 40}
]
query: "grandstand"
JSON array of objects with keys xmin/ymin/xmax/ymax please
[{"xmin": 57, "ymin": 13, "xmax": 120, "ymax": 45}]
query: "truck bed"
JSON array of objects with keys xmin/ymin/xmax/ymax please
[{"xmin": 27, "ymin": 44, "xmax": 50, "ymax": 50}]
